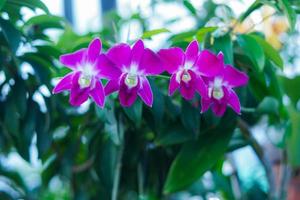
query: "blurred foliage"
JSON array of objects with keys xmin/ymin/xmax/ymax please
[{"xmin": 0, "ymin": 0, "xmax": 300, "ymax": 199}]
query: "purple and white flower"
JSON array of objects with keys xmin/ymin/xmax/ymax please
[
  {"xmin": 104, "ymin": 39, "xmax": 163, "ymax": 107},
  {"xmin": 201, "ymin": 64, "xmax": 249, "ymax": 116},
  {"xmin": 52, "ymin": 38, "xmax": 118, "ymax": 108},
  {"xmin": 158, "ymin": 40, "xmax": 223, "ymax": 100}
]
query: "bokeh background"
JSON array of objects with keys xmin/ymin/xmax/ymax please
[{"xmin": 1, "ymin": 0, "xmax": 300, "ymax": 199}]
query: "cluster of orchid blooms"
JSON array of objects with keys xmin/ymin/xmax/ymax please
[{"xmin": 53, "ymin": 38, "xmax": 249, "ymax": 116}]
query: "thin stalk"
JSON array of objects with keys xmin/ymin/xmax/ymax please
[
  {"xmin": 241, "ymin": 107, "xmax": 256, "ymax": 113},
  {"xmin": 137, "ymin": 162, "xmax": 144, "ymax": 198},
  {"xmin": 237, "ymin": 119, "xmax": 276, "ymax": 200},
  {"xmin": 112, "ymin": 143, "xmax": 124, "ymax": 200}
]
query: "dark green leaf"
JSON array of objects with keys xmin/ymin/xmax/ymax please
[
  {"xmin": 8, "ymin": 0, "xmax": 49, "ymax": 14},
  {"xmin": 278, "ymin": 0, "xmax": 297, "ymax": 30},
  {"xmin": 183, "ymin": 0, "xmax": 197, "ymax": 16},
  {"xmin": 237, "ymin": 34, "xmax": 265, "ymax": 72},
  {"xmin": 0, "ymin": 18, "xmax": 21, "ymax": 53},
  {"xmin": 286, "ymin": 106, "xmax": 300, "ymax": 167},
  {"xmin": 251, "ymin": 34, "xmax": 283, "ymax": 69},
  {"xmin": 181, "ymin": 100, "xmax": 200, "ymax": 134},
  {"xmin": 213, "ymin": 34, "xmax": 233, "ymax": 64},
  {"xmin": 280, "ymin": 75, "xmax": 300, "ymax": 107},
  {"xmin": 155, "ymin": 125, "xmax": 193, "ymax": 146},
  {"xmin": 164, "ymin": 111, "xmax": 237, "ymax": 193},
  {"xmin": 123, "ymin": 99, "xmax": 142, "ymax": 126},
  {"xmin": 23, "ymin": 14, "xmax": 65, "ymax": 31},
  {"xmin": 256, "ymin": 96, "xmax": 279, "ymax": 115},
  {"xmin": 0, "ymin": 0, "xmax": 6, "ymax": 10}
]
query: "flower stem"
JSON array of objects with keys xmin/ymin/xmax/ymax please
[
  {"xmin": 241, "ymin": 107, "xmax": 256, "ymax": 113},
  {"xmin": 150, "ymin": 74, "xmax": 170, "ymax": 79}
]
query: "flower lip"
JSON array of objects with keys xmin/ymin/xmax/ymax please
[
  {"xmin": 125, "ymin": 73, "xmax": 139, "ymax": 88},
  {"xmin": 209, "ymin": 77, "xmax": 225, "ymax": 100},
  {"xmin": 78, "ymin": 74, "xmax": 92, "ymax": 88},
  {"xmin": 176, "ymin": 69, "xmax": 192, "ymax": 84}
]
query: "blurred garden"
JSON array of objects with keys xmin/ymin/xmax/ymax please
[{"xmin": 0, "ymin": 0, "xmax": 300, "ymax": 199}]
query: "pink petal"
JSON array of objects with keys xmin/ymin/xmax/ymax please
[
  {"xmin": 107, "ymin": 43, "xmax": 131, "ymax": 69},
  {"xmin": 201, "ymin": 98, "xmax": 212, "ymax": 113},
  {"xmin": 217, "ymin": 52, "xmax": 224, "ymax": 62},
  {"xmin": 195, "ymin": 50, "xmax": 223, "ymax": 77},
  {"xmin": 185, "ymin": 40, "xmax": 199, "ymax": 64},
  {"xmin": 223, "ymin": 65, "xmax": 249, "ymax": 87},
  {"xmin": 168, "ymin": 73, "xmax": 180, "ymax": 96},
  {"xmin": 87, "ymin": 38, "xmax": 102, "ymax": 63},
  {"xmin": 104, "ymin": 80, "xmax": 120, "ymax": 96},
  {"xmin": 90, "ymin": 80, "xmax": 105, "ymax": 108},
  {"xmin": 95, "ymin": 54, "xmax": 122, "ymax": 79},
  {"xmin": 139, "ymin": 48, "xmax": 163, "ymax": 75},
  {"xmin": 138, "ymin": 77, "xmax": 153, "ymax": 107},
  {"xmin": 212, "ymin": 103, "xmax": 227, "ymax": 117},
  {"xmin": 195, "ymin": 76, "xmax": 208, "ymax": 98},
  {"xmin": 60, "ymin": 49, "xmax": 86, "ymax": 70},
  {"xmin": 52, "ymin": 72, "xmax": 74, "ymax": 94},
  {"xmin": 180, "ymin": 82, "xmax": 196, "ymax": 100},
  {"xmin": 69, "ymin": 72, "xmax": 90, "ymax": 106},
  {"xmin": 119, "ymin": 88, "xmax": 138, "ymax": 107},
  {"xmin": 131, "ymin": 39, "xmax": 144, "ymax": 65},
  {"xmin": 227, "ymin": 89, "xmax": 241, "ymax": 114},
  {"xmin": 158, "ymin": 47, "xmax": 184, "ymax": 74},
  {"xmin": 118, "ymin": 75, "xmax": 139, "ymax": 107}
]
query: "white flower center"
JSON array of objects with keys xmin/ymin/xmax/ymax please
[
  {"xmin": 176, "ymin": 70, "xmax": 192, "ymax": 84},
  {"xmin": 78, "ymin": 74, "xmax": 92, "ymax": 88},
  {"xmin": 125, "ymin": 73, "xmax": 138, "ymax": 88},
  {"xmin": 77, "ymin": 63, "xmax": 96, "ymax": 88},
  {"xmin": 181, "ymin": 70, "xmax": 191, "ymax": 83},
  {"xmin": 211, "ymin": 77, "xmax": 224, "ymax": 100}
]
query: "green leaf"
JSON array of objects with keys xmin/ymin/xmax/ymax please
[
  {"xmin": 142, "ymin": 28, "xmax": 170, "ymax": 39},
  {"xmin": 181, "ymin": 100, "xmax": 200, "ymax": 134},
  {"xmin": 12, "ymin": 78, "xmax": 27, "ymax": 118},
  {"xmin": 0, "ymin": 18, "xmax": 21, "ymax": 53},
  {"xmin": 250, "ymin": 35, "xmax": 283, "ymax": 69},
  {"xmin": 8, "ymin": 0, "xmax": 49, "ymax": 14},
  {"xmin": 36, "ymin": 111, "xmax": 51, "ymax": 158},
  {"xmin": 20, "ymin": 53, "xmax": 53, "ymax": 86},
  {"xmin": 164, "ymin": 111, "xmax": 237, "ymax": 193},
  {"xmin": 213, "ymin": 34, "xmax": 233, "ymax": 64},
  {"xmin": 195, "ymin": 26, "xmax": 217, "ymax": 43},
  {"xmin": 256, "ymin": 96, "xmax": 279, "ymax": 115},
  {"xmin": 237, "ymin": 34, "xmax": 265, "ymax": 72},
  {"xmin": 23, "ymin": 14, "xmax": 65, "ymax": 30},
  {"xmin": 4, "ymin": 97, "xmax": 19, "ymax": 136},
  {"xmin": 278, "ymin": 0, "xmax": 297, "ymax": 30},
  {"xmin": 155, "ymin": 125, "xmax": 193, "ymax": 146},
  {"xmin": 0, "ymin": 0, "xmax": 7, "ymax": 10},
  {"xmin": 286, "ymin": 107, "xmax": 300, "ymax": 167},
  {"xmin": 238, "ymin": 0, "xmax": 263, "ymax": 22},
  {"xmin": 280, "ymin": 75, "xmax": 300, "ymax": 107},
  {"xmin": 123, "ymin": 99, "xmax": 142, "ymax": 126},
  {"xmin": 183, "ymin": 0, "xmax": 197, "ymax": 16}
]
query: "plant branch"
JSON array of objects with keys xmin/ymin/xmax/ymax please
[{"xmin": 237, "ymin": 119, "xmax": 276, "ymax": 199}]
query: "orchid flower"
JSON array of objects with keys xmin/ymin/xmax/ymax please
[
  {"xmin": 158, "ymin": 40, "xmax": 223, "ymax": 100},
  {"xmin": 104, "ymin": 40, "xmax": 163, "ymax": 107},
  {"xmin": 52, "ymin": 38, "xmax": 118, "ymax": 108},
  {"xmin": 201, "ymin": 64, "xmax": 249, "ymax": 116}
]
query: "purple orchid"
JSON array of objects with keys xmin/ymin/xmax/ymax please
[
  {"xmin": 201, "ymin": 64, "xmax": 249, "ymax": 116},
  {"xmin": 104, "ymin": 39, "xmax": 163, "ymax": 107},
  {"xmin": 158, "ymin": 40, "xmax": 223, "ymax": 100},
  {"xmin": 52, "ymin": 38, "xmax": 118, "ymax": 108}
]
